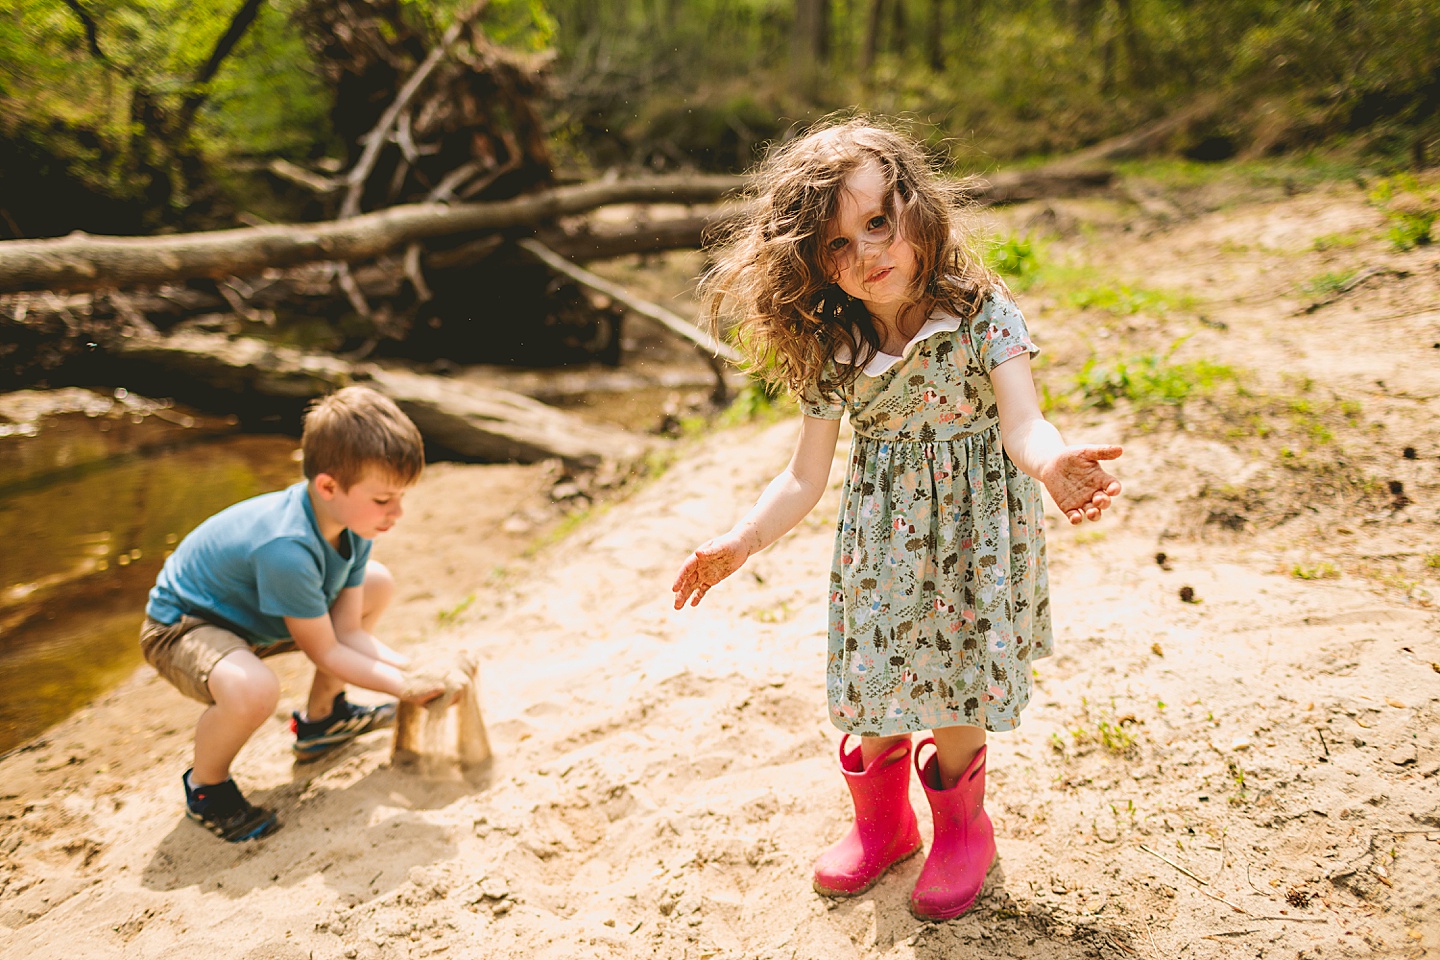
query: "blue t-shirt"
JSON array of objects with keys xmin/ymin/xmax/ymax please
[{"xmin": 146, "ymin": 481, "xmax": 373, "ymax": 647}]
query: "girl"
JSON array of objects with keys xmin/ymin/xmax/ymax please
[{"xmin": 671, "ymin": 118, "xmax": 1122, "ymax": 921}]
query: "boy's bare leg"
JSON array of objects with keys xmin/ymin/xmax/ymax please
[
  {"xmin": 929, "ymin": 724, "xmax": 986, "ymax": 789},
  {"xmin": 305, "ymin": 559, "xmax": 401, "ymax": 719},
  {"xmin": 194, "ymin": 649, "xmax": 281, "ymax": 784}
]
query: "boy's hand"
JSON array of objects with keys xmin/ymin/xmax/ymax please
[
  {"xmin": 1038, "ymin": 445, "xmax": 1123, "ymax": 524},
  {"xmin": 398, "ymin": 670, "xmax": 448, "ymax": 705},
  {"xmin": 672, "ymin": 531, "xmax": 753, "ymax": 609},
  {"xmin": 399, "ymin": 651, "xmax": 477, "ymax": 706}
]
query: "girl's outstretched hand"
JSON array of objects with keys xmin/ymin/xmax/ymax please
[
  {"xmin": 1038, "ymin": 445, "xmax": 1123, "ymax": 524},
  {"xmin": 672, "ymin": 532, "xmax": 753, "ymax": 609}
]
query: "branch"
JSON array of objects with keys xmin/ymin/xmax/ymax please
[
  {"xmin": 340, "ymin": 0, "xmax": 491, "ymax": 218},
  {"xmin": 517, "ymin": 238, "xmax": 742, "ymax": 387},
  {"xmin": 174, "ymin": 0, "xmax": 269, "ymax": 141},
  {"xmin": 58, "ymin": 0, "xmax": 110, "ymax": 65},
  {"xmin": 0, "ymin": 174, "xmax": 745, "ymax": 293}
]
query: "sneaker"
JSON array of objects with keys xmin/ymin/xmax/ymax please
[
  {"xmin": 183, "ymin": 770, "xmax": 279, "ymax": 842},
  {"xmin": 291, "ymin": 692, "xmax": 397, "ymax": 762}
]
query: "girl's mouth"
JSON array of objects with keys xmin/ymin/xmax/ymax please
[{"xmin": 865, "ymin": 266, "xmax": 892, "ymax": 284}]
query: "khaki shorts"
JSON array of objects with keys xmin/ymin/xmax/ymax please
[{"xmin": 140, "ymin": 615, "xmax": 296, "ymax": 705}]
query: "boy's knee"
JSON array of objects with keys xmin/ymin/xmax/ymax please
[
  {"xmin": 362, "ymin": 560, "xmax": 395, "ymax": 617},
  {"xmin": 209, "ymin": 655, "xmax": 281, "ymax": 723}
]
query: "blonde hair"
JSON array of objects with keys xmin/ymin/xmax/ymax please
[
  {"xmin": 700, "ymin": 116, "xmax": 999, "ymax": 398},
  {"xmin": 301, "ymin": 386, "xmax": 424, "ymax": 489}
]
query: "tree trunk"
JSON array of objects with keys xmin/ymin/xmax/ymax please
[
  {"xmin": 0, "ymin": 174, "xmax": 743, "ymax": 295},
  {"xmin": 862, "ymin": 0, "xmax": 887, "ymax": 71},
  {"xmin": 794, "ymin": 0, "xmax": 829, "ymax": 66},
  {"xmin": 926, "ymin": 0, "xmax": 945, "ymax": 71},
  {"xmin": 111, "ymin": 330, "xmax": 651, "ymax": 468}
]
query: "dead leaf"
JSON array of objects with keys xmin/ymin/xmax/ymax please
[
  {"xmin": 1386, "ymin": 697, "xmax": 1406, "ymax": 708},
  {"xmin": 1151, "ymin": 642, "xmax": 1164, "ymax": 657}
]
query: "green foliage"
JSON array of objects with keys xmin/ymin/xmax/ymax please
[
  {"xmin": 1292, "ymin": 562, "xmax": 1339, "ymax": 581},
  {"xmin": 985, "ymin": 234, "xmax": 1039, "ymax": 287},
  {"xmin": 1065, "ymin": 281, "xmax": 1192, "ymax": 316},
  {"xmin": 1299, "ymin": 270, "xmax": 1356, "ymax": 297},
  {"xmin": 1310, "ymin": 231, "xmax": 1365, "ymax": 252},
  {"xmin": 1368, "ymin": 174, "xmax": 1438, "ymax": 250},
  {"xmin": 717, "ymin": 377, "xmax": 785, "ymax": 428},
  {"xmin": 436, "ymin": 592, "xmax": 476, "ymax": 624},
  {"xmin": 1065, "ymin": 696, "xmax": 1140, "ymax": 757},
  {"xmin": 1073, "ymin": 342, "xmax": 1236, "ymax": 410}
]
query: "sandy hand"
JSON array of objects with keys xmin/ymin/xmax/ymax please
[
  {"xmin": 1039, "ymin": 444, "xmax": 1123, "ymax": 524},
  {"xmin": 399, "ymin": 650, "xmax": 477, "ymax": 707},
  {"xmin": 672, "ymin": 532, "xmax": 752, "ymax": 609}
]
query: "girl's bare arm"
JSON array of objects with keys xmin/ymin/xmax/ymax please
[
  {"xmin": 991, "ymin": 354, "xmax": 1122, "ymax": 524},
  {"xmin": 673, "ymin": 415, "xmax": 841, "ymax": 607}
]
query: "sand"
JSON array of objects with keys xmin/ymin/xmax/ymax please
[{"xmin": 2, "ymin": 174, "xmax": 1438, "ymax": 960}]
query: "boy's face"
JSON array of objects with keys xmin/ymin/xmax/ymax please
[{"xmin": 316, "ymin": 467, "xmax": 411, "ymax": 539}]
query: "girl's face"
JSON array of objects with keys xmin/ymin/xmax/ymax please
[{"xmin": 822, "ymin": 159, "xmax": 918, "ymax": 324}]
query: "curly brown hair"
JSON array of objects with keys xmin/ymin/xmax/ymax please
[{"xmin": 700, "ymin": 116, "xmax": 1000, "ymax": 400}]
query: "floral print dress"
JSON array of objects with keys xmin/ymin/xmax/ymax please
[{"xmin": 800, "ymin": 295, "xmax": 1052, "ymax": 736}]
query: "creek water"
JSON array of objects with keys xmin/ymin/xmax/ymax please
[{"xmin": 0, "ymin": 405, "xmax": 302, "ymax": 755}]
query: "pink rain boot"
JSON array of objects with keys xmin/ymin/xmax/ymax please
[
  {"xmin": 812, "ymin": 735, "xmax": 923, "ymax": 897},
  {"xmin": 909, "ymin": 737, "xmax": 996, "ymax": 920}
]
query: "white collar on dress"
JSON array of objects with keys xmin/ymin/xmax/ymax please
[{"xmin": 833, "ymin": 309, "xmax": 964, "ymax": 377}]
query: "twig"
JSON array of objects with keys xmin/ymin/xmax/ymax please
[
  {"xmin": 427, "ymin": 160, "xmax": 485, "ymax": 203},
  {"xmin": 340, "ymin": 0, "xmax": 492, "ymax": 218},
  {"xmin": 217, "ymin": 278, "xmax": 266, "ymax": 324},
  {"xmin": 403, "ymin": 243, "xmax": 432, "ymax": 303},
  {"xmin": 1301, "ymin": 267, "xmax": 1410, "ymax": 314},
  {"xmin": 1316, "ymin": 728, "xmax": 1329, "ymax": 757},
  {"xmin": 335, "ymin": 263, "xmax": 371, "ymax": 319},
  {"xmin": 1139, "ymin": 844, "xmax": 1209, "ymax": 885},
  {"xmin": 394, "ymin": 108, "xmax": 420, "ymax": 165},
  {"xmin": 518, "ymin": 238, "xmax": 740, "ymax": 404},
  {"xmin": 267, "ymin": 158, "xmax": 339, "ymax": 195},
  {"xmin": 1141, "ymin": 915, "xmax": 1164, "ymax": 960}
]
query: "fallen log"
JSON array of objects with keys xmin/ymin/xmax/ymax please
[
  {"xmin": 964, "ymin": 166, "xmax": 1114, "ymax": 204},
  {"xmin": 0, "ymin": 174, "xmax": 745, "ymax": 295},
  {"xmin": 112, "ymin": 330, "xmax": 650, "ymax": 469}
]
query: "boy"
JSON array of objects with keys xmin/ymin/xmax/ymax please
[{"xmin": 141, "ymin": 386, "xmax": 444, "ymax": 842}]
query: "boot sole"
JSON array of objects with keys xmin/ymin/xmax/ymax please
[{"xmin": 812, "ymin": 841, "xmax": 923, "ymax": 898}]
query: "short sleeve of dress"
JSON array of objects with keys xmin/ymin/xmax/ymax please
[
  {"xmin": 973, "ymin": 295, "xmax": 1040, "ymax": 372},
  {"xmin": 796, "ymin": 370, "xmax": 845, "ymax": 420}
]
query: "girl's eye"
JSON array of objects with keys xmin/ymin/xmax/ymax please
[
  {"xmin": 827, "ymin": 236, "xmax": 849, "ymax": 253},
  {"xmin": 374, "ymin": 498, "xmax": 391, "ymax": 505},
  {"xmin": 867, "ymin": 215, "xmax": 888, "ymax": 231}
]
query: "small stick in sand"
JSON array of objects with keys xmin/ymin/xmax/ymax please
[{"xmin": 1139, "ymin": 844, "xmax": 1210, "ymax": 885}]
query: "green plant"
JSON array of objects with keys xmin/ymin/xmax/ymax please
[
  {"xmin": 716, "ymin": 378, "xmax": 785, "ymax": 427},
  {"xmin": 1292, "ymin": 562, "xmax": 1340, "ymax": 580},
  {"xmin": 1424, "ymin": 554, "xmax": 1440, "ymax": 569},
  {"xmin": 1073, "ymin": 340, "xmax": 1237, "ymax": 411},
  {"xmin": 1065, "ymin": 282, "xmax": 1186, "ymax": 316},
  {"xmin": 1368, "ymin": 174, "xmax": 1438, "ymax": 250},
  {"xmin": 1226, "ymin": 759, "xmax": 1249, "ymax": 806},
  {"xmin": 437, "ymin": 592, "xmax": 475, "ymax": 624},
  {"xmin": 1300, "ymin": 270, "xmax": 1356, "ymax": 297},
  {"xmin": 1310, "ymin": 231, "xmax": 1364, "ymax": 252},
  {"xmin": 986, "ymin": 234, "xmax": 1040, "ymax": 286}
]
